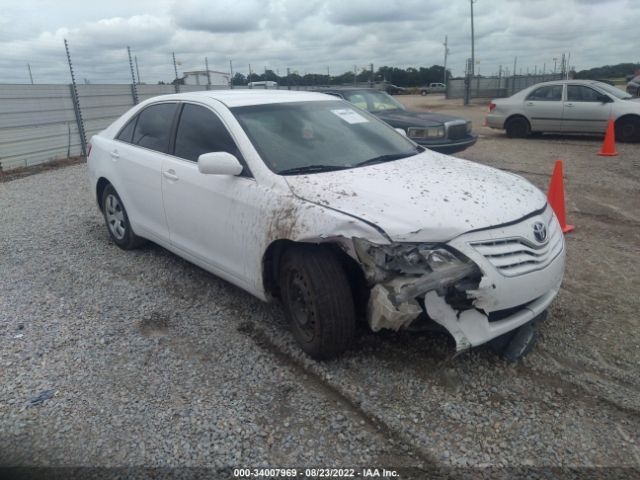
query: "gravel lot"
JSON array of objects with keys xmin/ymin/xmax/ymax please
[{"xmin": 1, "ymin": 95, "xmax": 639, "ymax": 477}]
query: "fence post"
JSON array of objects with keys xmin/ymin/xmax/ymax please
[
  {"xmin": 127, "ymin": 46, "xmax": 139, "ymax": 105},
  {"xmin": 64, "ymin": 39, "xmax": 87, "ymax": 158}
]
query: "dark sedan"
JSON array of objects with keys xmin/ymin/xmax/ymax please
[{"xmin": 320, "ymin": 88, "xmax": 477, "ymax": 154}]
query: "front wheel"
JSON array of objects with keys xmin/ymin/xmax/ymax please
[
  {"xmin": 101, "ymin": 184, "xmax": 146, "ymax": 250},
  {"xmin": 615, "ymin": 116, "xmax": 640, "ymax": 143},
  {"xmin": 279, "ymin": 246, "xmax": 356, "ymax": 360}
]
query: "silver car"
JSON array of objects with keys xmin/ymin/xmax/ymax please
[{"xmin": 486, "ymin": 80, "xmax": 640, "ymax": 142}]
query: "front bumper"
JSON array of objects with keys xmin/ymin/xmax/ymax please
[
  {"xmin": 416, "ymin": 134, "xmax": 478, "ymax": 154},
  {"xmin": 366, "ymin": 205, "xmax": 566, "ymax": 351}
]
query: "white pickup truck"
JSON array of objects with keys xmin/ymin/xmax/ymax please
[{"xmin": 419, "ymin": 83, "xmax": 447, "ymax": 95}]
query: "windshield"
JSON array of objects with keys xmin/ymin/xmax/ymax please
[
  {"xmin": 342, "ymin": 90, "xmax": 406, "ymax": 112},
  {"xmin": 595, "ymin": 82, "xmax": 632, "ymax": 99},
  {"xmin": 231, "ymin": 100, "xmax": 420, "ymax": 175}
]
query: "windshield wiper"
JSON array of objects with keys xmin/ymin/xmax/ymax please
[
  {"xmin": 278, "ymin": 164, "xmax": 349, "ymax": 176},
  {"xmin": 354, "ymin": 150, "xmax": 419, "ymax": 168}
]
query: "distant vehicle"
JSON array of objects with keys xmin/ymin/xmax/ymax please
[
  {"xmin": 486, "ymin": 80, "xmax": 640, "ymax": 142},
  {"xmin": 419, "ymin": 83, "xmax": 447, "ymax": 95},
  {"xmin": 383, "ymin": 84, "xmax": 408, "ymax": 95},
  {"xmin": 248, "ymin": 81, "xmax": 278, "ymax": 88},
  {"xmin": 627, "ymin": 76, "xmax": 640, "ymax": 97},
  {"xmin": 320, "ymin": 87, "xmax": 476, "ymax": 154}
]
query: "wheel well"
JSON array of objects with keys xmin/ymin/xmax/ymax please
[
  {"xmin": 505, "ymin": 114, "xmax": 530, "ymax": 128},
  {"xmin": 262, "ymin": 239, "xmax": 369, "ymax": 317},
  {"xmin": 615, "ymin": 114, "xmax": 640, "ymax": 126},
  {"xmin": 96, "ymin": 177, "xmax": 110, "ymax": 210}
]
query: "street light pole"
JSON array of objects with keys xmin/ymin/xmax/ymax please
[
  {"xmin": 443, "ymin": 35, "xmax": 449, "ymax": 84},
  {"xmin": 470, "ymin": 0, "xmax": 475, "ymax": 79}
]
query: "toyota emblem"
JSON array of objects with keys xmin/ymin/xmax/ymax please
[{"xmin": 533, "ymin": 222, "xmax": 547, "ymax": 243}]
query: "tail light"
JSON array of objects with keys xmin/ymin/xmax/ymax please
[{"xmin": 489, "ymin": 102, "xmax": 497, "ymax": 112}]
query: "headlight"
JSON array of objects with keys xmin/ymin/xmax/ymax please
[
  {"xmin": 466, "ymin": 121, "xmax": 473, "ymax": 133},
  {"xmin": 353, "ymin": 238, "xmax": 468, "ymax": 282},
  {"xmin": 353, "ymin": 239, "xmax": 481, "ymax": 303},
  {"xmin": 407, "ymin": 126, "xmax": 445, "ymax": 139}
]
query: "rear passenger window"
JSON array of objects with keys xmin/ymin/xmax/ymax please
[
  {"xmin": 116, "ymin": 118, "xmax": 136, "ymax": 143},
  {"xmin": 174, "ymin": 104, "xmax": 243, "ymax": 163},
  {"xmin": 527, "ymin": 85, "xmax": 562, "ymax": 101},
  {"xmin": 131, "ymin": 103, "xmax": 177, "ymax": 153}
]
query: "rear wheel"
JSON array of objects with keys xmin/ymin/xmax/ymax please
[
  {"xmin": 505, "ymin": 117, "xmax": 531, "ymax": 138},
  {"xmin": 420, "ymin": 90, "xmax": 428, "ymax": 96},
  {"xmin": 615, "ymin": 116, "xmax": 640, "ymax": 143},
  {"xmin": 279, "ymin": 246, "xmax": 356, "ymax": 360},
  {"xmin": 101, "ymin": 184, "xmax": 146, "ymax": 250}
]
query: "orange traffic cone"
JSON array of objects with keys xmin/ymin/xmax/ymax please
[
  {"xmin": 598, "ymin": 118, "xmax": 618, "ymax": 156},
  {"xmin": 547, "ymin": 160, "xmax": 574, "ymax": 233}
]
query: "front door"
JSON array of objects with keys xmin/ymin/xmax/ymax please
[
  {"xmin": 161, "ymin": 102, "xmax": 263, "ymax": 284},
  {"xmin": 562, "ymin": 85, "xmax": 612, "ymax": 133}
]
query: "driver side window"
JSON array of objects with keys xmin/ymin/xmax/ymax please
[{"xmin": 173, "ymin": 103, "xmax": 250, "ymax": 176}]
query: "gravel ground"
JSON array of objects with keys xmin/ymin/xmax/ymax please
[{"xmin": 1, "ymin": 96, "xmax": 639, "ymax": 477}]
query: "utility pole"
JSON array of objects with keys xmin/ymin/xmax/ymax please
[
  {"xmin": 513, "ymin": 56, "xmax": 517, "ymax": 77},
  {"xmin": 229, "ymin": 59, "xmax": 234, "ymax": 88},
  {"xmin": 464, "ymin": 0, "xmax": 476, "ymax": 105},
  {"xmin": 134, "ymin": 56, "xmax": 141, "ymax": 84},
  {"xmin": 369, "ymin": 63, "xmax": 374, "ymax": 87},
  {"xmin": 205, "ymin": 57, "xmax": 211, "ymax": 88},
  {"xmin": 353, "ymin": 65, "xmax": 357, "ymax": 86},
  {"xmin": 248, "ymin": 63, "xmax": 253, "ymax": 88},
  {"xmin": 553, "ymin": 57, "xmax": 558, "ymax": 74},
  {"xmin": 470, "ymin": 0, "xmax": 475, "ymax": 79},
  {"xmin": 264, "ymin": 66, "xmax": 268, "ymax": 89},
  {"xmin": 172, "ymin": 52, "xmax": 179, "ymax": 93},
  {"xmin": 27, "ymin": 64, "xmax": 34, "ymax": 84},
  {"xmin": 443, "ymin": 35, "xmax": 449, "ymax": 84},
  {"xmin": 287, "ymin": 67, "xmax": 291, "ymax": 90}
]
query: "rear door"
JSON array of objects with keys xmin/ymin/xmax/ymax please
[
  {"xmin": 523, "ymin": 84, "xmax": 564, "ymax": 132},
  {"xmin": 562, "ymin": 85, "xmax": 612, "ymax": 133},
  {"xmin": 111, "ymin": 102, "xmax": 177, "ymax": 240}
]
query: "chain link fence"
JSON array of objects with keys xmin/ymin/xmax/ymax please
[{"xmin": 446, "ymin": 73, "xmax": 565, "ymax": 99}]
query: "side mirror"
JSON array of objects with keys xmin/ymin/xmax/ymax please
[
  {"xmin": 598, "ymin": 94, "xmax": 612, "ymax": 103},
  {"xmin": 198, "ymin": 152, "xmax": 243, "ymax": 176},
  {"xmin": 395, "ymin": 128, "xmax": 407, "ymax": 137}
]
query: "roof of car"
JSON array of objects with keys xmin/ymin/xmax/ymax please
[{"xmin": 150, "ymin": 89, "xmax": 337, "ymax": 108}]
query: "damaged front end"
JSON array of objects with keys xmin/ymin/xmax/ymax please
[{"xmin": 353, "ymin": 239, "xmax": 484, "ymax": 345}]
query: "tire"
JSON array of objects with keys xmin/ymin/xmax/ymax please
[
  {"xmin": 615, "ymin": 116, "xmax": 640, "ymax": 143},
  {"xmin": 420, "ymin": 90, "xmax": 428, "ymax": 96},
  {"xmin": 505, "ymin": 116, "xmax": 531, "ymax": 138},
  {"xmin": 101, "ymin": 184, "xmax": 146, "ymax": 250},
  {"xmin": 279, "ymin": 245, "xmax": 356, "ymax": 360}
]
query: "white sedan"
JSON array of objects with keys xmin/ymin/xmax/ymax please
[
  {"xmin": 486, "ymin": 79, "xmax": 640, "ymax": 142},
  {"xmin": 88, "ymin": 90, "xmax": 565, "ymax": 360}
]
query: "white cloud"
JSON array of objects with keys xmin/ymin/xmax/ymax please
[{"xmin": 0, "ymin": 0, "xmax": 637, "ymax": 84}]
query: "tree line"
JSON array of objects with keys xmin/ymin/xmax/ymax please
[{"xmin": 228, "ymin": 65, "xmax": 449, "ymax": 87}]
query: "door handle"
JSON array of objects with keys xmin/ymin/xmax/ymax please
[
  {"xmin": 565, "ymin": 103, "xmax": 574, "ymax": 107},
  {"xmin": 526, "ymin": 102, "xmax": 534, "ymax": 106},
  {"xmin": 110, "ymin": 150, "xmax": 120, "ymax": 159},
  {"xmin": 163, "ymin": 170, "xmax": 179, "ymax": 181}
]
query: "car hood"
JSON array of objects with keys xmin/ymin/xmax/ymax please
[
  {"xmin": 373, "ymin": 109, "xmax": 465, "ymax": 128},
  {"xmin": 285, "ymin": 151, "xmax": 547, "ymax": 243}
]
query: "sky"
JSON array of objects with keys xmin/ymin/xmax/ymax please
[{"xmin": 1, "ymin": 0, "xmax": 638, "ymax": 84}]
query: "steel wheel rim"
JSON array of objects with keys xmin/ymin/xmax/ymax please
[
  {"xmin": 105, "ymin": 194, "xmax": 126, "ymax": 240},
  {"xmin": 288, "ymin": 272, "xmax": 315, "ymax": 342}
]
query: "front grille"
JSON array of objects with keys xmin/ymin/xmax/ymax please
[
  {"xmin": 470, "ymin": 217, "xmax": 563, "ymax": 277},
  {"xmin": 447, "ymin": 123, "xmax": 468, "ymax": 140}
]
